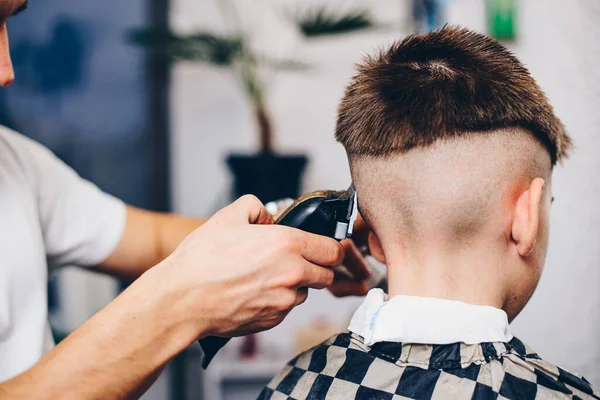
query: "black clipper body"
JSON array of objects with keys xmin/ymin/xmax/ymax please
[
  {"xmin": 198, "ymin": 185, "xmax": 358, "ymax": 368},
  {"xmin": 275, "ymin": 185, "xmax": 358, "ymax": 240}
]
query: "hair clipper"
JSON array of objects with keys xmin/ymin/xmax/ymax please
[
  {"xmin": 273, "ymin": 184, "xmax": 358, "ymax": 240},
  {"xmin": 198, "ymin": 185, "xmax": 359, "ymax": 368}
]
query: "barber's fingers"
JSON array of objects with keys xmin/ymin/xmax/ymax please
[
  {"xmin": 215, "ymin": 195, "xmax": 274, "ymax": 225},
  {"xmin": 294, "ymin": 260, "xmax": 335, "ymax": 290},
  {"xmin": 329, "ymin": 272, "xmax": 370, "ymax": 297},
  {"xmin": 298, "ymin": 231, "xmax": 344, "ymax": 267},
  {"xmin": 295, "ymin": 288, "xmax": 309, "ymax": 306},
  {"xmin": 351, "ymin": 213, "xmax": 370, "ymax": 248},
  {"xmin": 340, "ymin": 240, "xmax": 371, "ymax": 281}
]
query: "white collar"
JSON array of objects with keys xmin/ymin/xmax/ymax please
[{"xmin": 348, "ymin": 289, "xmax": 512, "ymax": 346}]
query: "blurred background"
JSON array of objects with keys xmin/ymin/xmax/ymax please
[{"xmin": 1, "ymin": 0, "xmax": 599, "ymax": 399}]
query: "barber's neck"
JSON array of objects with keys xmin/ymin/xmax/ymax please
[{"xmin": 383, "ymin": 242, "xmax": 508, "ymax": 309}]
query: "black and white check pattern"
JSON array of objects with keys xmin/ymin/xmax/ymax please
[{"xmin": 258, "ymin": 332, "xmax": 599, "ymax": 399}]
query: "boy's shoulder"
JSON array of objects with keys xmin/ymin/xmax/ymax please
[{"xmin": 258, "ymin": 332, "xmax": 599, "ymax": 400}]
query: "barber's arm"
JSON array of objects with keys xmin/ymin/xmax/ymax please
[
  {"xmin": 97, "ymin": 201, "xmax": 373, "ymax": 296},
  {"xmin": 97, "ymin": 206, "xmax": 207, "ymax": 281},
  {"xmin": 0, "ymin": 196, "xmax": 343, "ymax": 399}
]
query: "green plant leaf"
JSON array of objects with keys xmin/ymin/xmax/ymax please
[
  {"xmin": 127, "ymin": 27, "xmax": 179, "ymax": 57},
  {"xmin": 127, "ymin": 28, "xmax": 244, "ymax": 65},
  {"xmin": 184, "ymin": 33, "xmax": 244, "ymax": 65},
  {"xmin": 294, "ymin": 7, "xmax": 376, "ymax": 38}
]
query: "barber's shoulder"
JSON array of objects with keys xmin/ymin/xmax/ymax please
[
  {"xmin": 0, "ymin": 124, "xmax": 62, "ymax": 183},
  {"xmin": 0, "ymin": 125, "xmax": 30, "ymax": 167},
  {"xmin": 0, "ymin": 124, "xmax": 49, "ymax": 153},
  {"xmin": 0, "ymin": 124, "xmax": 61, "ymax": 161}
]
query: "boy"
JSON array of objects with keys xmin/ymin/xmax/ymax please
[{"xmin": 259, "ymin": 27, "xmax": 599, "ymax": 400}]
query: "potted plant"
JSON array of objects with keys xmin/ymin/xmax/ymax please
[{"xmin": 129, "ymin": 2, "xmax": 377, "ymax": 203}]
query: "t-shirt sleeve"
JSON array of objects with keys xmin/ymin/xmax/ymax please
[{"xmin": 5, "ymin": 129, "xmax": 126, "ymax": 268}]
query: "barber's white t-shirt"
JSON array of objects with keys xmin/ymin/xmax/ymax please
[{"xmin": 0, "ymin": 126, "xmax": 126, "ymax": 381}]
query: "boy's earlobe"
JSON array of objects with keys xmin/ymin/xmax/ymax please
[
  {"xmin": 511, "ymin": 178, "xmax": 545, "ymax": 257},
  {"xmin": 368, "ymin": 232, "xmax": 386, "ymax": 263}
]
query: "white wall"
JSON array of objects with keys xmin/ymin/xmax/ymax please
[{"xmin": 170, "ymin": 0, "xmax": 600, "ymax": 386}]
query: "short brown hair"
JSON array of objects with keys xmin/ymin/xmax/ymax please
[{"xmin": 335, "ymin": 26, "xmax": 571, "ymax": 165}]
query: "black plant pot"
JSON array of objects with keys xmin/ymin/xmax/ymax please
[{"xmin": 226, "ymin": 153, "xmax": 308, "ymax": 204}]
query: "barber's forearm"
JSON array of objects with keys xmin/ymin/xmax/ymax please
[
  {"xmin": 98, "ymin": 206, "xmax": 206, "ymax": 280},
  {"xmin": 0, "ymin": 271, "xmax": 200, "ymax": 399},
  {"xmin": 154, "ymin": 212, "xmax": 207, "ymax": 261}
]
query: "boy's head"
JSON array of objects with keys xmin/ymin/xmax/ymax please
[{"xmin": 335, "ymin": 27, "xmax": 571, "ymax": 320}]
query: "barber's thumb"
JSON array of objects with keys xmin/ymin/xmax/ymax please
[{"xmin": 218, "ymin": 195, "xmax": 274, "ymax": 225}]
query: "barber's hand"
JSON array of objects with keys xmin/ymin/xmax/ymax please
[
  {"xmin": 328, "ymin": 213, "xmax": 372, "ymax": 297},
  {"xmin": 148, "ymin": 195, "xmax": 344, "ymax": 339}
]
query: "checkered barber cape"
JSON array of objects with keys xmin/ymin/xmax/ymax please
[{"xmin": 258, "ymin": 332, "xmax": 599, "ymax": 400}]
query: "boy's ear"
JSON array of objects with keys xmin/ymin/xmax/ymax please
[
  {"xmin": 368, "ymin": 231, "xmax": 386, "ymax": 264},
  {"xmin": 511, "ymin": 178, "xmax": 545, "ymax": 257}
]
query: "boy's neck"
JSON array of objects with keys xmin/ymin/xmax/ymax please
[{"xmin": 384, "ymin": 245, "xmax": 508, "ymax": 309}]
